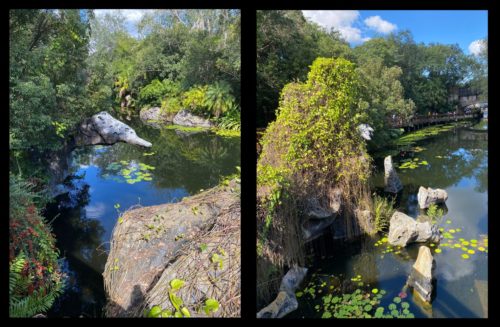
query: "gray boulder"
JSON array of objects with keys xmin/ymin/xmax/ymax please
[
  {"xmin": 173, "ymin": 110, "xmax": 214, "ymax": 128},
  {"xmin": 76, "ymin": 112, "xmax": 152, "ymax": 148},
  {"xmin": 406, "ymin": 246, "xmax": 435, "ymax": 302},
  {"xmin": 384, "ymin": 156, "xmax": 403, "ymax": 193},
  {"xmin": 417, "ymin": 186, "xmax": 448, "ymax": 209},
  {"xmin": 139, "ymin": 107, "xmax": 172, "ymax": 127},
  {"xmin": 257, "ymin": 266, "xmax": 307, "ymax": 318},
  {"xmin": 103, "ymin": 181, "xmax": 240, "ymax": 317},
  {"xmin": 388, "ymin": 211, "xmax": 441, "ymax": 247}
]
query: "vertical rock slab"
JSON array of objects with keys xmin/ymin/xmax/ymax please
[
  {"xmin": 406, "ymin": 246, "xmax": 435, "ymax": 303},
  {"xmin": 384, "ymin": 156, "xmax": 403, "ymax": 193}
]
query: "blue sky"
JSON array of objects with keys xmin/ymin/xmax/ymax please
[{"xmin": 302, "ymin": 10, "xmax": 487, "ymax": 56}]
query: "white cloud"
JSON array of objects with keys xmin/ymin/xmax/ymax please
[
  {"xmin": 364, "ymin": 15, "xmax": 397, "ymax": 34},
  {"xmin": 94, "ymin": 9, "xmax": 148, "ymax": 23},
  {"xmin": 469, "ymin": 39, "xmax": 485, "ymax": 56},
  {"xmin": 303, "ymin": 10, "xmax": 369, "ymax": 43}
]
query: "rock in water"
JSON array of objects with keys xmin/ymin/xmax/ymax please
[
  {"xmin": 173, "ymin": 109, "xmax": 214, "ymax": 128},
  {"xmin": 388, "ymin": 211, "xmax": 441, "ymax": 247},
  {"xmin": 76, "ymin": 111, "xmax": 152, "ymax": 147},
  {"xmin": 103, "ymin": 181, "xmax": 240, "ymax": 317},
  {"xmin": 257, "ymin": 266, "xmax": 308, "ymax": 318},
  {"xmin": 280, "ymin": 266, "xmax": 308, "ymax": 293},
  {"xmin": 384, "ymin": 156, "xmax": 403, "ymax": 193},
  {"xmin": 256, "ymin": 291, "xmax": 297, "ymax": 319},
  {"xmin": 417, "ymin": 186, "xmax": 448, "ymax": 209},
  {"xmin": 407, "ymin": 246, "xmax": 435, "ymax": 302},
  {"xmin": 139, "ymin": 107, "xmax": 172, "ymax": 127}
]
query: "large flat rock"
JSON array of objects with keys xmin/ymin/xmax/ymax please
[{"xmin": 103, "ymin": 181, "xmax": 240, "ymax": 317}]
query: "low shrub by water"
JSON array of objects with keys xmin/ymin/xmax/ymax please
[{"xmin": 9, "ymin": 174, "xmax": 64, "ymax": 317}]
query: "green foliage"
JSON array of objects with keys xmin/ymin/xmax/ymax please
[
  {"xmin": 10, "ymin": 9, "xmax": 93, "ymax": 159},
  {"xmin": 426, "ymin": 203, "xmax": 444, "ymax": 222},
  {"xmin": 145, "ymin": 278, "xmax": 220, "ymax": 318},
  {"xmin": 301, "ymin": 273, "xmax": 415, "ymax": 319},
  {"xmin": 205, "ymin": 81, "xmax": 236, "ymax": 119},
  {"xmin": 138, "ymin": 79, "xmax": 181, "ymax": 108},
  {"xmin": 181, "ymin": 85, "xmax": 209, "ymax": 115},
  {"xmin": 257, "ymin": 58, "xmax": 373, "ymax": 301},
  {"xmin": 256, "ymin": 10, "xmax": 353, "ymax": 126},
  {"xmin": 216, "ymin": 103, "xmax": 241, "ymax": 132},
  {"xmin": 203, "ymin": 298, "xmax": 220, "ymax": 315},
  {"xmin": 373, "ymin": 194, "xmax": 395, "ymax": 233},
  {"xmin": 9, "ymin": 174, "xmax": 64, "ymax": 317}
]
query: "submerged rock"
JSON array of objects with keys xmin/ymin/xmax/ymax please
[
  {"xmin": 384, "ymin": 156, "xmax": 403, "ymax": 193},
  {"xmin": 406, "ymin": 246, "xmax": 435, "ymax": 302},
  {"xmin": 103, "ymin": 181, "xmax": 240, "ymax": 317},
  {"xmin": 257, "ymin": 266, "xmax": 307, "ymax": 318},
  {"xmin": 417, "ymin": 186, "xmax": 448, "ymax": 209},
  {"xmin": 388, "ymin": 211, "xmax": 441, "ymax": 247},
  {"xmin": 75, "ymin": 111, "xmax": 152, "ymax": 147},
  {"xmin": 173, "ymin": 109, "xmax": 214, "ymax": 128}
]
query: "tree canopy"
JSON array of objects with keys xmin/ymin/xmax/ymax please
[{"xmin": 257, "ymin": 11, "xmax": 487, "ymax": 138}]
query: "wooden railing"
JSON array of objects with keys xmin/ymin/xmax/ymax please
[{"xmin": 388, "ymin": 112, "xmax": 482, "ymax": 129}]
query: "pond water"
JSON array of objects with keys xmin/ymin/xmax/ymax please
[
  {"xmin": 45, "ymin": 120, "xmax": 240, "ymax": 317},
  {"xmin": 291, "ymin": 120, "xmax": 488, "ymax": 318}
]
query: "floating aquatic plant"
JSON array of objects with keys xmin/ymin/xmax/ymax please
[
  {"xmin": 301, "ymin": 273, "xmax": 415, "ymax": 319},
  {"xmin": 103, "ymin": 160, "xmax": 155, "ymax": 184}
]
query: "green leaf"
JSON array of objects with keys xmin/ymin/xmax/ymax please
[
  {"xmin": 170, "ymin": 279, "xmax": 185, "ymax": 292},
  {"xmin": 393, "ymin": 296, "xmax": 401, "ymax": 304},
  {"xmin": 199, "ymin": 243, "xmax": 208, "ymax": 253},
  {"xmin": 203, "ymin": 298, "xmax": 219, "ymax": 315},
  {"xmin": 181, "ymin": 307, "xmax": 191, "ymax": 317},
  {"xmin": 174, "ymin": 311, "xmax": 183, "ymax": 318},
  {"xmin": 296, "ymin": 291, "xmax": 303, "ymax": 298},
  {"xmin": 169, "ymin": 292, "xmax": 183, "ymax": 311},
  {"xmin": 371, "ymin": 288, "xmax": 379, "ymax": 294},
  {"xmin": 147, "ymin": 305, "xmax": 162, "ymax": 318},
  {"xmin": 321, "ymin": 311, "xmax": 332, "ymax": 319}
]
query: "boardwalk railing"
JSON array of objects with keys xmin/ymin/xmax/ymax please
[{"xmin": 388, "ymin": 112, "xmax": 482, "ymax": 129}]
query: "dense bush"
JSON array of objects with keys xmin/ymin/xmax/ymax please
[
  {"xmin": 181, "ymin": 85, "xmax": 209, "ymax": 116},
  {"xmin": 138, "ymin": 79, "xmax": 181, "ymax": 108},
  {"xmin": 9, "ymin": 174, "xmax": 64, "ymax": 317},
  {"xmin": 257, "ymin": 58, "xmax": 373, "ymax": 303}
]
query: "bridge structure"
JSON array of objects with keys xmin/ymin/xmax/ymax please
[{"xmin": 388, "ymin": 111, "xmax": 483, "ymax": 130}]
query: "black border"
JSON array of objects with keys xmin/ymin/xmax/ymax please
[{"xmin": 4, "ymin": 0, "xmax": 498, "ymax": 321}]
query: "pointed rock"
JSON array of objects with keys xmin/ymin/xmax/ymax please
[
  {"xmin": 407, "ymin": 246, "xmax": 435, "ymax": 302},
  {"xmin": 384, "ymin": 156, "xmax": 403, "ymax": 193}
]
